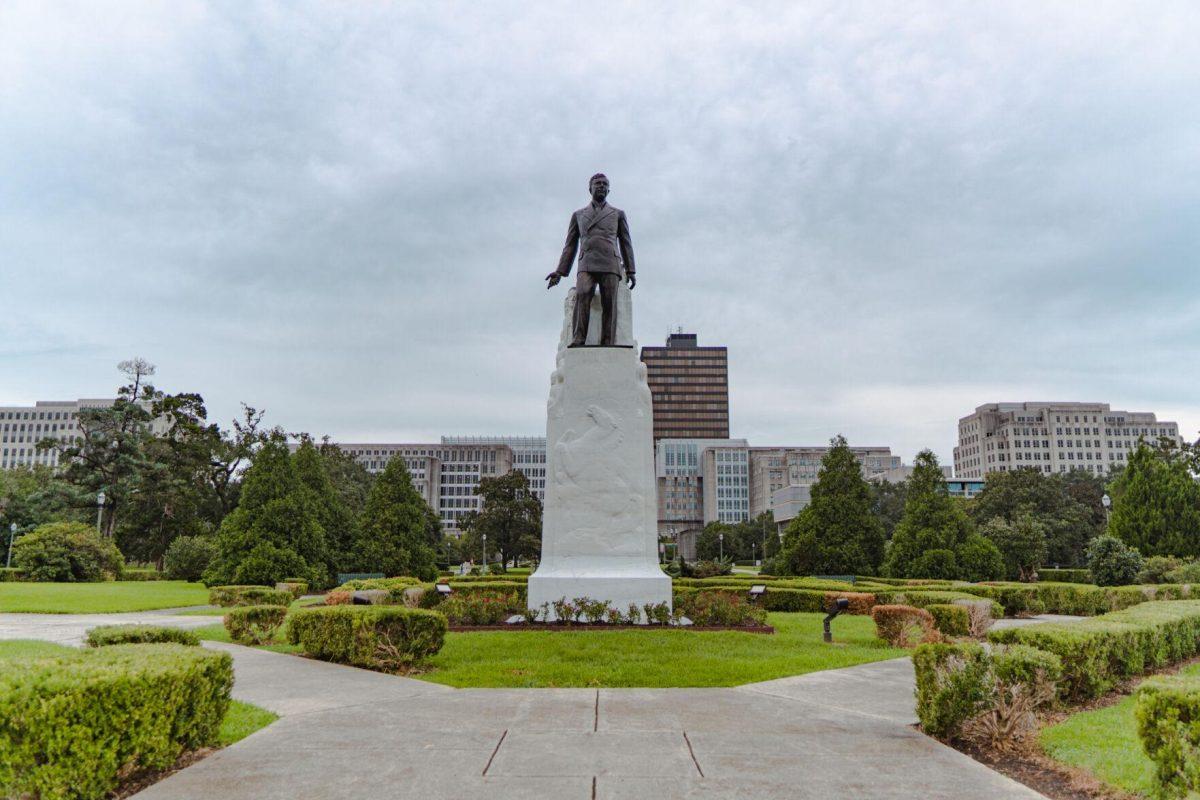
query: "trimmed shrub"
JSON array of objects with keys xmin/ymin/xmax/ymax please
[
  {"xmin": 955, "ymin": 599, "xmax": 996, "ymax": 638},
  {"xmin": 1087, "ymin": 534, "xmax": 1144, "ymax": 587},
  {"xmin": 1136, "ymin": 674, "xmax": 1200, "ymax": 798},
  {"xmin": 1166, "ymin": 561, "xmax": 1200, "ymax": 584},
  {"xmin": 208, "ymin": 585, "xmax": 292, "ymax": 607},
  {"xmin": 325, "ymin": 589, "xmax": 352, "ymax": 605},
  {"xmin": 0, "ymin": 644, "xmax": 232, "ymax": 800},
  {"xmin": 913, "ymin": 642, "xmax": 1061, "ymax": 743},
  {"xmin": 876, "ymin": 589, "xmax": 1004, "ymax": 619},
  {"xmin": 287, "ymin": 605, "xmax": 447, "ymax": 671},
  {"xmin": 673, "ymin": 585, "xmax": 875, "ymax": 615},
  {"xmin": 1038, "ymin": 568, "xmax": 1092, "ymax": 584},
  {"xmin": 12, "ymin": 521, "xmax": 123, "ymax": 582},
  {"xmin": 823, "ymin": 591, "xmax": 875, "ymax": 615},
  {"xmin": 913, "ymin": 642, "xmax": 991, "ymax": 739},
  {"xmin": 86, "ymin": 624, "xmax": 200, "ymax": 647},
  {"xmin": 676, "ymin": 591, "xmax": 768, "ymax": 627},
  {"xmin": 276, "ymin": 581, "xmax": 308, "ymax": 599},
  {"xmin": 164, "ymin": 536, "xmax": 217, "ymax": 582},
  {"xmin": 989, "ymin": 600, "xmax": 1200, "ymax": 699},
  {"xmin": 928, "ymin": 604, "xmax": 970, "ymax": 637},
  {"xmin": 121, "ymin": 568, "xmax": 165, "ymax": 581},
  {"xmin": 420, "ymin": 580, "xmax": 529, "ymax": 608},
  {"xmin": 1136, "ymin": 556, "xmax": 1186, "ymax": 585},
  {"xmin": 0, "ymin": 567, "xmax": 26, "ymax": 582},
  {"xmin": 224, "ymin": 604, "xmax": 289, "ymax": 645},
  {"xmin": 870, "ymin": 604, "xmax": 938, "ymax": 648},
  {"xmin": 911, "ymin": 548, "xmax": 959, "ymax": 580}
]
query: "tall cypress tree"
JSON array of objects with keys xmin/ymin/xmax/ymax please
[
  {"xmin": 351, "ymin": 455, "xmax": 439, "ymax": 580},
  {"xmin": 776, "ymin": 436, "xmax": 885, "ymax": 575},
  {"xmin": 293, "ymin": 438, "xmax": 357, "ymax": 572},
  {"xmin": 883, "ymin": 450, "xmax": 976, "ymax": 578},
  {"xmin": 203, "ymin": 434, "xmax": 331, "ymax": 587},
  {"xmin": 1109, "ymin": 442, "xmax": 1200, "ymax": 558}
]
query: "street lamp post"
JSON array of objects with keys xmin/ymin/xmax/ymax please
[
  {"xmin": 719, "ymin": 532, "xmax": 724, "ymax": 561},
  {"xmin": 6, "ymin": 523, "xmax": 16, "ymax": 568},
  {"xmin": 95, "ymin": 491, "xmax": 106, "ymax": 535},
  {"xmin": 481, "ymin": 533, "xmax": 488, "ymax": 576},
  {"xmin": 1101, "ymin": 493, "xmax": 1112, "ymax": 529}
]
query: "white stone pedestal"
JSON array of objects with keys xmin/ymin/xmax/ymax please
[{"xmin": 528, "ymin": 285, "xmax": 671, "ymax": 619}]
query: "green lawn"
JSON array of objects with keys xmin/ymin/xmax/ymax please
[
  {"xmin": 1041, "ymin": 661, "xmax": 1200, "ymax": 798},
  {"xmin": 0, "ymin": 581, "xmax": 211, "ymax": 613},
  {"xmin": 420, "ymin": 611, "xmax": 904, "ymax": 688}
]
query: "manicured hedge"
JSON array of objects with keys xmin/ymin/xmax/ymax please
[
  {"xmin": 275, "ymin": 580, "xmax": 308, "ymax": 599},
  {"xmin": 121, "ymin": 568, "xmax": 166, "ymax": 582},
  {"xmin": 224, "ymin": 604, "xmax": 289, "ymax": 645},
  {"xmin": 421, "ymin": 581, "xmax": 529, "ymax": 608},
  {"xmin": 1038, "ymin": 568, "xmax": 1092, "ymax": 584},
  {"xmin": 1136, "ymin": 673, "xmax": 1200, "ymax": 798},
  {"xmin": 209, "ymin": 585, "xmax": 293, "ymax": 607},
  {"xmin": 989, "ymin": 600, "xmax": 1200, "ymax": 699},
  {"xmin": 927, "ymin": 604, "xmax": 970, "ymax": 637},
  {"xmin": 86, "ymin": 624, "xmax": 200, "ymax": 647},
  {"xmin": 287, "ymin": 605, "xmax": 447, "ymax": 671},
  {"xmin": 0, "ymin": 644, "xmax": 232, "ymax": 800},
  {"xmin": 875, "ymin": 589, "xmax": 1004, "ymax": 619},
  {"xmin": 672, "ymin": 585, "xmax": 874, "ymax": 614},
  {"xmin": 913, "ymin": 642, "xmax": 1061, "ymax": 740},
  {"xmin": 0, "ymin": 567, "xmax": 25, "ymax": 582}
]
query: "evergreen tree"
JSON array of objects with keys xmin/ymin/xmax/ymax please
[
  {"xmin": 969, "ymin": 467, "xmax": 1096, "ymax": 568},
  {"xmin": 293, "ymin": 438, "xmax": 356, "ymax": 572},
  {"xmin": 1108, "ymin": 441, "xmax": 1200, "ymax": 557},
  {"xmin": 351, "ymin": 455, "xmax": 439, "ymax": 580},
  {"xmin": 979, "ymin": 509, "xmax": 1048, "ymax": 581},
  {"xmin": 883, "ymin": 450, "xmax": 974, "ymax": 578},
  {"xmin": 203, "ymin": 435, "xmax": 331, "ymax": 587},
  {"xmin": 775, "ymin": 436, "xmax": 886, "ymax": 576}
]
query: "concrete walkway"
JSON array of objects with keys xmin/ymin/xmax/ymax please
[
  {"xmin": 0, "ymin": 613, "xmax": 1054, "ymax": 799},
  {"xmin": 0, "ymin": 610, "xmax": 219, "ymax": 645}
]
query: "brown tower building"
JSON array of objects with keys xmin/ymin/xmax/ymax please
[{"xmin": 640, "ymin": 332, "xmax": 730, "ymax": 441}]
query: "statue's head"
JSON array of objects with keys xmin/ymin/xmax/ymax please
[{"xmin": 589, "ymin": 173, "xmax": 609, "ymax": 203}]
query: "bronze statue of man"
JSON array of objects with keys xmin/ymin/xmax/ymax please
[{"xmin": 546, "ymin": 173, "xmax": 636, "ymax": 347}]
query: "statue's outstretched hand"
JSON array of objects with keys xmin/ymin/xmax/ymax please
[
  {"xmin": 545, "ymin": 272, "xmax": 561, "ymax": 289},
  {"xmin": 627, "ymin": 274, "xmax": 636, "ymax": 290}
]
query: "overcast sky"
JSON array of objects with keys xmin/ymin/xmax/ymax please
[{"xmin": 2, "ymin": 2, "xmax": 1198, "ymax": 465}]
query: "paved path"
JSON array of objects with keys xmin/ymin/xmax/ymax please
[
  {"xmin": 0, "ymin": 610, "xmax": 218, "ymax": 645},
  {"xmin": 1, "ymin": 613, "xmax": 1058, "ymax": 799}
]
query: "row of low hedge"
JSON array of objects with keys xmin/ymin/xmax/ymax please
[
  {"xmin": 671, "ymin": 585, "xmax": 877, "ymax": 615},
  {"xmin": 225, "ymin": 605, "xmax": 289, "ymax": 645},
  {"xmin": 0, "ymin": 567, "xmax": 25, "ymax": 582},
  {"xmin": 121, "ymin": 568, "xmax": 166, "ymax": 581},
  {"xmin": 0, "ymin": 644, "xmax": 233, "ymax": 800},
  {"xmin": 1136, "ymin": 673, "xmax": 1200, "ymax": 798},
  {"xmin": 1038, "ymin": 568, "xmax": 1092, "ymax": 584},
  {"xmin": 86, "ymin": 624, "xmax": 201, "ymax": 647},
  {"xmin": 988, "ymin": 600, "xmax": 1200, "ymax": 700},
  {"xmin": 209, "ymin": 585, "xmax": 293, "ymax": 607}
]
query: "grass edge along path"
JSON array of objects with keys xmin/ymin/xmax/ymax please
[
  {"xmin": 0, "ymin": 580, "xmax": 211, "ymax": 613},
  {"xmin": 194, "ymin": 610, "xmax": 903, "ymax": 687},
  {"xmin": 1040, "ymin": 661, "xmax": 1200, "ymax": 799}
]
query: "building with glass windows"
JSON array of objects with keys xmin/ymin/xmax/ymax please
[{"xmin": 639, "ymin": 332, "xmax": 730, "ymax": 441}]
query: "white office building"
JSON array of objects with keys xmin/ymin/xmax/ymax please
[
  {"xmin": 953, "ymin": 402, "xmax": 1182, "ymax": 479},
  {"xmin": 442, "ymin": 436, "xmax": 546, "ymax": 501},
  {"xmin": 0, "ymin": 399, "xmax": 116, "ymax": 470}
]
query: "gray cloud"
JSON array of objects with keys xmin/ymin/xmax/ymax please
[{"xmin": 2, "ymin": 1, "xmax": 1198, "ymax": 461}]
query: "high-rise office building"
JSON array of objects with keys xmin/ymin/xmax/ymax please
[
  {"xmin": 640, "ymin": 332, "xmax": 729, "ymax": 441},
  {"xmin": 442, "ymin": 436, "xmax": 546, "ymax": 501},
  {"xmin": 953, "ymin": 402, "xmax": 1182, "ymax": 479}
]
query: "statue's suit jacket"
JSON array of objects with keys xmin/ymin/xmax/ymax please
[{"xmin": 555, "ymin": 201, "xmax": 636, "ymax": 278}]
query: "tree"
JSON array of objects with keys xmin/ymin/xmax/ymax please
[
  {"xmin": 1087, "ymin": 534, "xmax": 1143, "ymax": 586},
  {"xmin": 460, "ymin": 471, "xmax": 542, "ymax": 569},
  {"xmin": 871, "ymin": 479, "xmax": 908, "ymax": 540},
  {"xmin": 979, "ymin": 510, "xmax": 1048, "ymax": 581},
  {"xmin": 293, "ymin": 438, "xmax": 357, "ymax": 572},
  {"xmin": 883, "ymin": 450, "xmax": 975, "ymax": 578},
  {"xmin": 41, "ymin": 358, "xmax": 160, "ymax": 538},
  {"xmin": 1108, "ymin": 441, "xmax": 1200, "ymax": 558},
  {"xmin": 956, "ymin": 534, "xmax": 1006, "ymax": 581},
  {"xmin": 203, "ymin": 434, "xmax": 332, "ymax": 587},
  {"xmin": 317, "ymin": 437, "xmax": 375, "ymax": 513},
  {"xmin": 775, "ymin": 436, "xmax": 886, "ymax": 576},
  {"xmin": 969, "ymin": 468, "xmax": 1098, "ymax": 568},
  {"xmin": 351, "ymin": 454, "xmax": 439, "ymax": 580}
]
